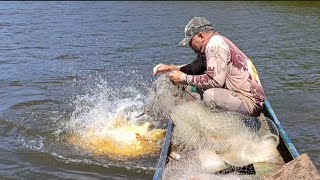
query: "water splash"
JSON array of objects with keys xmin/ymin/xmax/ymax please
[{"xmin": 65, "ymin": 79, "xmax": 166, "ymax": 159}]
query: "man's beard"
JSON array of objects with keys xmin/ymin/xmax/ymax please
[{"xmin": 192, "ymin": 47, "xmax": 201, "ymax": 54}]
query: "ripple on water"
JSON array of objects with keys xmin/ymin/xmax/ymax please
[
  {"xmin": 8, "ymin": 81, "xmax": 23, "ymax": 87},
  {"xmin": 9, "ymin": 99, "xmax": 61, "ymax": 110},
  {"xmin": 0, "ymin": 22, "xmax": 11, "ymax": 28},
  {"xmin": 55, "ymin": 54, "xmax": 79, "ymax": 60},
  {"xmin": 116, "ymin": 47, "xmax": 136, "ymax": 53}
]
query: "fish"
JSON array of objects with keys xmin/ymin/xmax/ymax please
[{"xmin": 68, "ymin": 114, "xmax": 166, "ymax": 159}]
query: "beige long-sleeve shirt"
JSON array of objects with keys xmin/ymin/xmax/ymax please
[{"xmin": 186, "ymin": 35, "xmax": 266, "ymax": 112}]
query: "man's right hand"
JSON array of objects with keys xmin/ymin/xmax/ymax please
[{"xmin": 153, "ymin": 64, "xmax": 178, "ymax": 76}]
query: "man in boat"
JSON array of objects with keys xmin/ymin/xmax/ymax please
[{"xmin": 153, "ymin": 17, "xmax": 266, "ymax": 117}]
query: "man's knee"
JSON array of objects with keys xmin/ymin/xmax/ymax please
[{"xmin": 202, "ymin": 88, "xmax": 249, "ymax": 114}]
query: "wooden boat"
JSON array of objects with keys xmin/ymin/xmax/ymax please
[{"xmin": 153, "ymin": 99, "xmax": 300, "ymax": 180}]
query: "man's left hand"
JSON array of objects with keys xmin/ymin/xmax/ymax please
[{"xmin": 168, "ymin": 70, "xmax": 187, "ymax": 85}]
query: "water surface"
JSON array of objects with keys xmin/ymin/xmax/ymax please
[{"xmin": 0, "ymin": 1, "xmax": 319, "ymax": 179}]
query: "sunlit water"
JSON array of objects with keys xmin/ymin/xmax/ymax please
[{"xmin": 0, "ymin": 1, "xmax": 319, "ymax": 179}]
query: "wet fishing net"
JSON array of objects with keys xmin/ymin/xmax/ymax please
[{"xmin": 146, "ymin": 75, "xmax": 282, "ymax": 180}]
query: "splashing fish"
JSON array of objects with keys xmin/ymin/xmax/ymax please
[{"xmin": 68, "ymin": 113, "xmax": 166, "ymax": 159}]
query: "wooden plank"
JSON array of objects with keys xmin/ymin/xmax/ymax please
[{"xmin": 261, "ymin": 153, "xmax": 320, "ymax": 180}]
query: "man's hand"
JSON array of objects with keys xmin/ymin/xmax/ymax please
[
  {"xmin": 153, "ymin": 64, "xmax": 178, "ymax": 76},
  {"xmin": 168, "ymin": 70, "xmax": 187, "ymax": 85}
]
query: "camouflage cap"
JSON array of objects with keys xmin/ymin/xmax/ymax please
[{"xmin": 179, "ymin": 17, "xmax": 214, "ymax": 46}]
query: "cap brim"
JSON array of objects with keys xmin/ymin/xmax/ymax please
[{"xmin": 179, "ymin": 36, "xmax": 192, "ymax": 47}]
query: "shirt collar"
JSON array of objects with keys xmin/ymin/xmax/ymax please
[{"xmin": 200, "ymin": 32, "xmax": 218, "ymax": 54}]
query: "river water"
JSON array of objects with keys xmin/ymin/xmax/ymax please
[{"xmin": 0, "ymin": 1, "xmax": 319, "ymax": 179}]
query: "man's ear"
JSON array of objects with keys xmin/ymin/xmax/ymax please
[{"xmin": 198, "ymin": 32, "xmax": 205, "ymax": 41}]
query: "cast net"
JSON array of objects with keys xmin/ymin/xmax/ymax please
[{"xmin": 146, "ymin": 75, "xmax": 282, "ymax": 180}]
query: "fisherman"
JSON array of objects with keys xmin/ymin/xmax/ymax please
[{"xmin": 153, "ymin": 17, "xmax": 266, "ymax": 117}]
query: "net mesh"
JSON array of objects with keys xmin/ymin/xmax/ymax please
[{"xmin": 146, "ymin": 75, "xmax": 282, "ymax": 179}]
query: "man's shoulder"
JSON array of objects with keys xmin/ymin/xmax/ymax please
[{"xmin": 206, "ymin": 35, "xmax": 229, "ymax": 52}]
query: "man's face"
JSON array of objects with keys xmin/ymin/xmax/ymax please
[{"xmin": 189, "ymin": 34, "xmax": 203, "ymax": 54}]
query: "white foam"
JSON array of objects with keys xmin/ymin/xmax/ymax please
[{"xmin": 66, "ymin": 80, "xmax": 148, "ymax": 136}]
